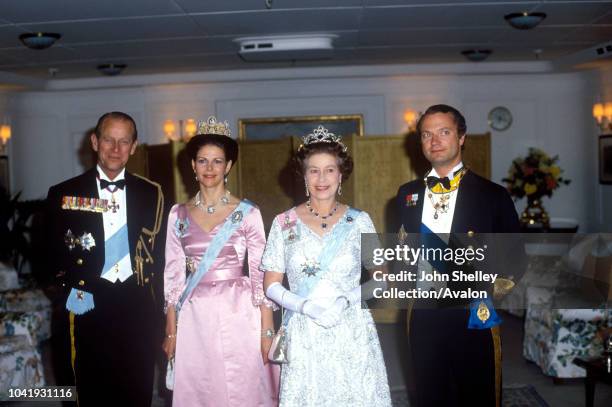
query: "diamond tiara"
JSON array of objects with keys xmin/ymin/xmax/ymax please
[
  {"xmin": 197, "ymin": 116, "xmax": 231, "ymax": 137},
  {"xmin": 301, "ymin": 125, "xmax": 347, "ymax": 152}
]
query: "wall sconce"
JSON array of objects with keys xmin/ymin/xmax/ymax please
[
  {"xmin": 593, "ymin": 102, "xmax": 612, "ymax": 133},
  {"xmin": 0, "ymin": 124, "xmax": 11, "ymax": 155},
  {"xmin": 163, "ymin": 119, "xmax": 198, "ymax": 142},
  {"xmin": 163, "ymin": 119, "xmax": 178, "ymax": 141},
  {"xmin": 184, "ymin": 119, "xmax": 197, "ymax": 139},
  {"xmin": 403, "ymin": 109, "xmax": 419, "ymax": 132}
]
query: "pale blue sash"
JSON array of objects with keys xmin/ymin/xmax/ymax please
[
  {"xmin": 175, "ymin": 200, "xmax": 254, "ymax": 314},
  {"xmin": 283, "ymin": 207, "xmax": 361, "ymax": 325},
  {"xmin": 101, "ymin": 224, "xmax": 130, "ymax": 276}
]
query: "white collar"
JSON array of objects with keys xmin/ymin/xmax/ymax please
[{"xmin": 429, "ymin": 162, "xmax": 464, "ymax": 179}]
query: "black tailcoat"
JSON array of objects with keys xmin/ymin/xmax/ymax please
[
  {"xmin": 47, "ymin": 169, "xmax": 165, "ymax": 406},
  {"xmin": 397, "ymin": 170, "xmax": 521, "ymax": 407}
]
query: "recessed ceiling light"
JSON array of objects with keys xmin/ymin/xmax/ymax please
[
  {"xmin": 19, "ymin": 32, "xmax": 61, "ymax": 50},
  {"xmin": 504, "ymin": 12, "xmax": 547, "ymax": 30},
  {"xmin": 97, "ymin": 63, "xmax": 127, "ymax": 76},
  {"xmin": 461, "ymin": 49, "xmax": 493, "ymax": 62}
]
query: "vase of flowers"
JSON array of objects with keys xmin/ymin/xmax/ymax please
[{"xmin": 502, "ymin": 148, "xmax": 571, "ymax": 228}]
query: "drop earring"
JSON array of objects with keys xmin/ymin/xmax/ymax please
[
  {"xmin": 338, "ymin": 181, "xmax": 342, "ymax": 196},
  {"xmin": 305, "ymin": 181, "xmax": 310, "ymax": 197},
  {"xmin": 224, "ymin": 176, "xmax": 228, "ymax": 185}
]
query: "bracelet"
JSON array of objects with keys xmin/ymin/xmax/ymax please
[
  {"xmin": 337, "ymin": 295, "xmax": 350, "ymax": 310},
  {"xmin": 261, "ymin": 328, "xmax": 275, "ymax": 338},
  {"xmin": 166, "ymin": 334, "xmax": 176, "ymax": 339}
]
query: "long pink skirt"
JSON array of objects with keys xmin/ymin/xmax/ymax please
[{"xmin": 173, "ymin": 276, "xmax": 279, "ymax": 406}]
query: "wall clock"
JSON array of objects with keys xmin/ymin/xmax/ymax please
[{"xmin": 488, "ymin": 106, "xmax": 512, "ymax": 131}]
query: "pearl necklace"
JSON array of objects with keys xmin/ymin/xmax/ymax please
[
  {"xmin": 306, "ymin": 200, "xmax": 338, "ymax": 229},
  {"xmin": 195, "ymin": 190, "xmax": 230, "ymax": 214}
]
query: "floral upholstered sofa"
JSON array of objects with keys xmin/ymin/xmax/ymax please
[
  {"xmin": 522, "ymin": 236, "xmax": 612, "ymax": 379},
  {"xmin": 523, "ymin": 286, "xmax": 610, "ymax": 378}
]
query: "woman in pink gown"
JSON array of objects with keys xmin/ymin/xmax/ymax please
[{"xmin": 162, "ymin": 117, "xmax": 279, "ymax": 406}]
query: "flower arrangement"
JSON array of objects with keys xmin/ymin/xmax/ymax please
[{"xmin": 502, "ymin": 148, "xmax": 571, "ymax": 201}]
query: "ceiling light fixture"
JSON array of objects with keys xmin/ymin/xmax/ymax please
[
  {"xmin": 461, "ymin": 49, "xmax": 492, "ymax": 62},
  {"xmin": 19, "ymin": 32, "xmax": 61, "ymax": 50},
  {"xmin": 97, "ymin": 63, "xmax": 127, "ymax": 76},
  {"xmin": 504, "ymin": 12, "xmax": 547, "ymax": 30}
]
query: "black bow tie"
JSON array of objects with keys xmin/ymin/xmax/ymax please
[
  {"xmin": 426, "ymin": 176, "xmax": 451, "ymax": 190},
  {"xmin": 99, "ymin": 179, "xmax": 126, "ymax": 190}
]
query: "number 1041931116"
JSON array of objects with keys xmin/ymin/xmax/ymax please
[{"xmin": 7, "ymin": 386, "xmax": 76, "ymax": 401}]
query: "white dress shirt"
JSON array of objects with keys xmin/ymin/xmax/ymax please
[
  {"xmin": 417, "ymin": 162, "xmax": 463, "ymax": 290},
  {"xmin": 96, "ymin": 165, "xmax": 133, "ymax": 283}
]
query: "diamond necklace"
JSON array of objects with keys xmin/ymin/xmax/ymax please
[
  {"xmin": 195, "ymin": 190, "xmax": 230, "ymax": 214},
  {"xmin": 306, "ymin": 199, "xmax": 338, "ymax": 229}
]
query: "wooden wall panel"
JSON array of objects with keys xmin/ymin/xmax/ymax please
[
  {"xmin": 462, "ymin": 133, "xmax": 491, "ymax": 179},
  {"xmin": 238, "ymin": 138, "xmax": 296, "ymax": 230},
  {"xmin": 352, "ymin": 135, "xmax": 416, "ymax": 234}
]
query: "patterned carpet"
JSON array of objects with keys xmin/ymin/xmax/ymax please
[
  {"xmin": 391, "ymin": 384, "xmax": 550, "ymax": 407},
  {"xmin": 153, "ymin": 384, "xmax": 550, "ymax": 407}
]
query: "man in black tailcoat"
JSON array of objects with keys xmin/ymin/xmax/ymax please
[
  {"xmin": 47, "ymin": 112, "xmax": 164, "ymax": 406},
  {"xmin": 397, "ymin": 104, "xmax": 523, "ymax": 407}
]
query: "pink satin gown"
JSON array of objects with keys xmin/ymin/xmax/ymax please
[{"xmin": 164, "ymin": 203, "xmax": 279, "ymax": 406}]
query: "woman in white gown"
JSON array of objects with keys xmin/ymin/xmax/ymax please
[{"xmin": 261, "ymin": 125, "xmax": 391, "ymax": 407}]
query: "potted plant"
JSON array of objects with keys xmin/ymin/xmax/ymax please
[
  {"xmin": 502, "ymin": 148, "xmax": 571, "ymax": 228},
  {"xmin": 0, "ymin": 186, "xmax": 45, "ymax": 280}
]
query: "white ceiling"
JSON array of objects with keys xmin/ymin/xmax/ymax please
[{"xmin": 0, "ymin": 0, "xmax": 610, "ymax": 79}]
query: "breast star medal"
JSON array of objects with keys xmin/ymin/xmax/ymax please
[
  {"xmin": 301, "ymin": 259, "xmax": 321, "ymax": 277},
  {"xmin": 79, "ymin": 232, "xmax": 96, "ymax": 251}
]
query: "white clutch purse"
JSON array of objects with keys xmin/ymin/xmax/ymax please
[{"xmin": 166, "ymin": 358, "xmax": 175, "ymax": 390}]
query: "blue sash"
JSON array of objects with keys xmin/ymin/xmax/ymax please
[
  {"xmin": 419, "ymin": 223, "xmax": 448, "ymax": 274},
  {"xmin": 175, "ymin": 200, "xmax": 254, "ymax": 314},
  {"xmin": 66, "ymin": 223, "xmax": 129, "ymax": 315},
  {"xmin": 101, "ymin": 224, "xmax": 130, "ymax": 277},
  {"xmin": 283, "ymin": 207, "xmax": 361, "ymax": 325},
  {"xmin": 420, "ymin": 223, "xmax": 501, "ymax": 329}
]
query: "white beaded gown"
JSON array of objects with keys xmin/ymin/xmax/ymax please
[{"xmin": 261, "ymin": 207, "xmax": 392, "ymax": 407}]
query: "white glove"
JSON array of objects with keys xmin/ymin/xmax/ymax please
[
  {"xmin": 314, "ymin": 296, "xmax": 349, "ymax": 328},
  {"xmin": 266, "ymin": 282, "xmax": 325, "ymax": 320},
  {"xmin": 316, "ymin": 278, "xmax": 388, "ymax": 329},
  {"xmin": 302, "ymin": 300, "xmax": 326, "ymax": 321}
]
